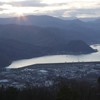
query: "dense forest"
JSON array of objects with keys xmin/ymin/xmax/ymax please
[{"xmin": 0, "ymin": 78, "xmax": 100, "ymax": 100}]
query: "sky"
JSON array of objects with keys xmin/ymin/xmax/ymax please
[{"xmin": 0, "ymin": 0, "xmax": 100, "ymax": 19}]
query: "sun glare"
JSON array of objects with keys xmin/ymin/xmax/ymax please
[
  {"xmin": 15, "ymin": 12, "xmax": 27, "ymax": 21},
  {"xmin": 15, "ymin": 11, "xmax": 24, "ymax": 17},
  {"xmin": 12, "ymin": 6, "xmax": 25, "ymax": 18},
  {"xmin": 13, "ymin": 8, "xmax": 27, "ymax": 21}
]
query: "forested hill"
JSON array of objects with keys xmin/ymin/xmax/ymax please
[{"xmin": 66, "ymin": 40, "xmax": 97, "ymax": 54}]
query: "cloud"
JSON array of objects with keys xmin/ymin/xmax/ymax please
[
  {"xmin": 0, "ymin": 0, "xmax": 47, "ymax": 7},
  {"xmin": 0, "ymin": 0, "xmax": 26, "ymax": 3},
  {"xmin": 0, "ymin": 0, "xmax": 99, "ymax": 19},
  {"xmin": 65, "ymin": 8, "xmax": 100, "ymax": 18},
  {"xmin": 8, "ymin": 0, "xmax": 48, "ymax": 7}
]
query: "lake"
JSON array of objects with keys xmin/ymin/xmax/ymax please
[{"xmin": 7, "ymin": 44, "xmax": 100, "ymax": 69}]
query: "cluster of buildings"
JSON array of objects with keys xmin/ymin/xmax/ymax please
[{"xmin": 0, "ymin": 63, "xmax": 100, "ymax": 87}]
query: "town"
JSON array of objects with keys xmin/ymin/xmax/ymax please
[{"xmin": 0, "ymin": 62, "xmax": 100, "ymax": 88}]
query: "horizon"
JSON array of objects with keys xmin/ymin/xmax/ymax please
[{"xmin": 0, "ymin": 14, "xmax": 99, "ymax": 22}]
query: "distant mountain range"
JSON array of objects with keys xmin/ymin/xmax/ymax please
[
  {"xmin": 0, "ymin": 15, "xmax": 100, "ymax": 44},
  {"xmin": 0, "ymin": 15, "xmax": 100, "ymax": 67}
]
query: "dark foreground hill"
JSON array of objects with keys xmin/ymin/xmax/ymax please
[{"xmin": 0, "ymin": 78, "xmax": 100, "ymax": 100}]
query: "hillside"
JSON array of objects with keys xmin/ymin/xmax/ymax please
[
  {"xmin": 0, "ymin": 38, "xmax": 45, "ymax": 67},
  {"xmin": 0, "ymin": 24, "xmax": 99, "ymax": 47},
  {"xmin": 66, "ymin": 40, "xmax": 97, "ymax": 54}
]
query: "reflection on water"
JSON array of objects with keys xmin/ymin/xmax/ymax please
[{"xmin": 7, "ymin": 44, "xmax": 100, "ymax": 69}]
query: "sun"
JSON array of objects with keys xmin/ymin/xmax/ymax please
[
  {"xmin": 14, "ymin": 8, "xmax": 25, "ymax": 18},
  {"xmin": 14, "ymin": 10, "xmax": 27, "ymax": 22},
  {"xmin": 12, "ymin": 6, "xmax": 25, "ymax": 18},
  {"xmin": 16, "ymin": 11, "xmax": 24, "ymax": 17}
]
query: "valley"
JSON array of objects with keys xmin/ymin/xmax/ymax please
[{"xmin": 0, "ymin": 15, "xmax": 100, "ymax": 88}]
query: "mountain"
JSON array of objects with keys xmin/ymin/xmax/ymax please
[
  {"xmin": 0, "ymin": 15, "xmax": 99, "ymax": 29},
  {"xmin": 0, "ymin": 24, "xmax": 99, "ymax": 47},
  {"xmin": 0, "ymin": 15, "xmax": 85, "ymax": 29},
  {"xmin": 0, "ymin": 53, "xmax": 11, "ymax": 68},
  {"xmin": 0, "ymin": 25, "xmax": 68, "ymax": 47},
  {"xmin": 0, "ymin": 15, "xmax": 99, "ymax": 44},
  {"xmin": 66, "ymin": 40, "xmax": 97, "ymax": 54}
]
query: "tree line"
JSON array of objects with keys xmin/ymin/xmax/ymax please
[{"xmin": 0, "ymin": 77, "xmax": 100, "ymax": 100}]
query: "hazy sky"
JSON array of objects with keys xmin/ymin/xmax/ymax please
[{"xmin": 0, "ymin": 0, "xmax": 99, "ymax": 19}]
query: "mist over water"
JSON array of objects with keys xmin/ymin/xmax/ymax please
[{"xmin": 7, "ymin": 44, "xmax": 100, "ymax": 69}]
